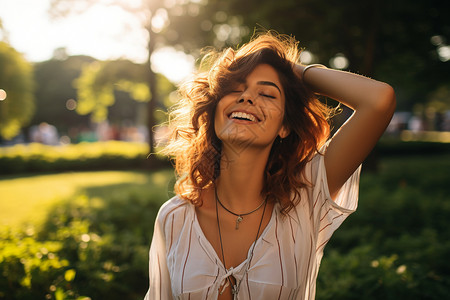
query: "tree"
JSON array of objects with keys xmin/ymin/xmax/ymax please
[
  {"xmin": 75, "ymin": 60, "xmax": 150, "ymax": 122},
  {"xmin": 49, "ymin": 1, "xmax": 169, "ymax": 155},
  {"xmin": 74, "ymin": 59, "xmax": 175, "ymax": 126},
  {"xmin": 0, "ymin": 41, "xmax": 35, "ymax": 140},
  {"xmin": 48, "ymin": 1, "xmax": 156, "ymax": 155},
  {"xmin": 223, "ymin": 0, "xmax": 450, "ymax": 111},
  {"xmin": 48, "ymin": 0, "xmax": 242, "ymax": 155},
  {"xmin": 32, "ymin": 54, "xmax": 95, "ymax": 134}
]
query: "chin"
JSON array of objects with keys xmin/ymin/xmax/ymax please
[
  {"xmin": 216, "ymin": 121, "xmax": 277, "ymax": 151},
  {"xmin": 220, "ymin": 137, "xmax": 274, "ymax": 154}
]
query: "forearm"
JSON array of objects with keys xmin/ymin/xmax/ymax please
[
  {"xmin": 295, "ymin": 64, "xmax": 396, "ymax": 196},
  {"xmin": 295, "ymin": 64, "xmax": 395, "ymax": 114}
]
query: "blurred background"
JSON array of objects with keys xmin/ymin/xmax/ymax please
[{"xmin": 0, "ymin": 0, "xmax": 449, "ymax": 299}]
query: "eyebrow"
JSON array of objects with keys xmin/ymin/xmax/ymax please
[{"xmin": 257, "ymin": 81, "xmax": 282, "ymax": 95}]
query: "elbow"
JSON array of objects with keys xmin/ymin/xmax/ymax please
[{"xmin": 375, "ymin": 83, "xmax": 396, "ymax": 117}]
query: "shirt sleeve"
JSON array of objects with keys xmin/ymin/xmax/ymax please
[
  {"xmin": 307, "ymin": 143, "xmax": 361, "ymax": 254},
  {"xmin": 144, "ymin": 203, "xmax": 174, "ymax": 300}
]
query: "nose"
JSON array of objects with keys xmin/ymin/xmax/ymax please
[{"xmin": 237, "ymin": 90, "xmax": 254, "ymax": 105}]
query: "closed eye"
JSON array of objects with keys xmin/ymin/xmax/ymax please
[{"xmin": 260, "ymin": 93, "xmax": 276, "ymax": 99}]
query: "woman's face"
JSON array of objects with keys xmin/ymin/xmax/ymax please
[{"xmin": 214, "ymin": 63, "xmax": 289, "ymax": 152}]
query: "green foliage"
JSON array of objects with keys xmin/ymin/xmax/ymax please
[
  {"xmin": 221, "ymin": 0, "xmax": 449, "ymax": 110},
  {"xmin": 0, "ymin": 195, "xmax": 160, "ymax": 299},
  {"xmin": 75, "ymin": 62, "xmax": 115, "ymax": 122},
  {"xmin": 0, "ymin": 141, "xmax": 157, "ymax": 175},
  {"xmin": 317, "ymin": 153, "xmax": 450, "ymax": 300},
  {"xmin": 74, "ymin": 60, "xmax": 151, "ymax": 122},
  {"xmin": 72, "ymin": 59, "xmax": 175, "ymax": 126},
  {"xmin": 0, "ymin": 169, "xmax": 173, "ymax": 300},
  {"xmin": 32, "ymin": 56, "xmax": 95, "ymax": 132},
  {"xmin": 0, "ymin": 42, "xmax": 35, "ymax": 140},
  {"xmin": 0, "ymin": 227, "xmax": 76, "ymax": 300}
]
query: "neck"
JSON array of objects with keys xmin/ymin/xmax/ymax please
[{"xmin": 215, "ymin": 143, "xmax": 271, "ymax": 212}]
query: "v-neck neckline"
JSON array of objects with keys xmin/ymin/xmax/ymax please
[{"xmin": 190, "ymin": 201, "xmax": 278, "ymax": 271}]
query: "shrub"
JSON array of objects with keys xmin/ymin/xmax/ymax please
[
  {"xmin": 317, "ymin": 154, "xmax": 450, "ymax": 299},
  {"xmin": 0, "ymin": 226, "xmax": 85, "ymax": 300},
  {"xmin": 0, "ymin": 170, "xmax": 171, "ymax": 300},
  {"xmin": 0, "ymin": 141, "xmax": 168, "ymax": 175}
]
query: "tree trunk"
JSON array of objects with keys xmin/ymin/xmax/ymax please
[{"xmin": 146, "ymin": 23, "xmax": 157, "ymax": 160}]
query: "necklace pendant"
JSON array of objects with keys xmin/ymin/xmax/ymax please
[{"xmin": 235, "ymin": 216, "xmax": 243, "ymax": 230}]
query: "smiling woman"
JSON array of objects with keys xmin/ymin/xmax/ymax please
[{"xmin": 145, "ymin": 31, "xmax": 395, "ymax": 300}]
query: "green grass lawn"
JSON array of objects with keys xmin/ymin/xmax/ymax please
[
  {"xmin": 0, "ymin": 168, "xmax": 175, "ymax": 300},
  {"xmin": 0, "ymin": 169, "xmax": 174, "ymax": 228}
]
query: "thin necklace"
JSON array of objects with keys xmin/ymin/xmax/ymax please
[
  {"xmin": 215, "ymin": 187, "xmax": 266, "ymax": 230},
  {"xmin": 215, "ymin": 187, "xmax": 267, "ymax": 297}
]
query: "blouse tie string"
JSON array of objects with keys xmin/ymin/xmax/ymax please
[
  {"xmin": 218, "ymin": 267, "xmax": 234, "ymax": 294},
  {"xmin": 217, "ymin": 265, "xmax": 247, "ymax": 295}
]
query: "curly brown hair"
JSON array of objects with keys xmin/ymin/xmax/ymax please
[{"xmin": 161, "ymin": 31, "xmax": 333, "ymax": 214}]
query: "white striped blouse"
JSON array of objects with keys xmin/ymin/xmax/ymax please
[{"xmin": 145, "ymin": 148, "xmax": 361, "ymax": 300}]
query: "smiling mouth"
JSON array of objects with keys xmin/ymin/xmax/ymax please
[{"xmin": 229, "ymin": 111, "xmax": 260, "ymax": 122}]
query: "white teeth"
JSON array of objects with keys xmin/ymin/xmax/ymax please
[{"xmin": 230, "ymin": 111, "xmax": 257, "ymax": 122}]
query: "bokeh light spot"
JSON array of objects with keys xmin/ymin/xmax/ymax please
[
  {"xmin": 430, "ymin": 35, "xmax": 444, "ymax": 46},
  {"xmin": 437, "ymin": 45, "xmax": 450, "ymax": 62},
  {"xmin": 215, "ymin": 11, "xmax": 227, "ymax": 22},
  {"xmin": 60, "ymin": 136, "xmax": 71, "ymax": 145},
  {"xmin": 214, "ymin": 24, "xmax": 232, "ymax": 42},
  {"xmin": 201, "ymin": 20, "xmax": 213, "ymax": 31},
  {"xmin": 151, "ymin": 8, "xmax": 169, "ymax": 33},
  {"xmin": 0, "ymin": 89, "xmax": 7, "ymax": 101},
  {"xmin": 330, "ymin": 53, "xmax": 349, "ymax": 69},
  {"xmin": 300, "ymin": 51, "xmax": 313, "ymax": 64},
  {"xmin": 66, "ymin": 99, "xmax": 77, "ymax": 110}
]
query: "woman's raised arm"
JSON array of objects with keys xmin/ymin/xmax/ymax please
[{"xmin": 296, "ymin": 65, "xmax": 396, "ymax": 199}]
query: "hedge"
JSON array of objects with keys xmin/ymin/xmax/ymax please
[{"xmin": 0, "ymin": 141, "xmax": 170, "ymax": 175}]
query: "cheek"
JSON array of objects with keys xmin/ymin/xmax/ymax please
[
  {"xmin": 214, "ymin": 100, "xmax": 224, "ymax": 121},
  {"xmin": 214, "ymin": 100, "xmax": 227, "ymax": 134},
  {"xmin": 214, "ymin": 95, "xmax": 234, "ymax": 121},
  {"xmin": 264, "ymin": 100, "xmax": 285, "ymax": 123}
]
